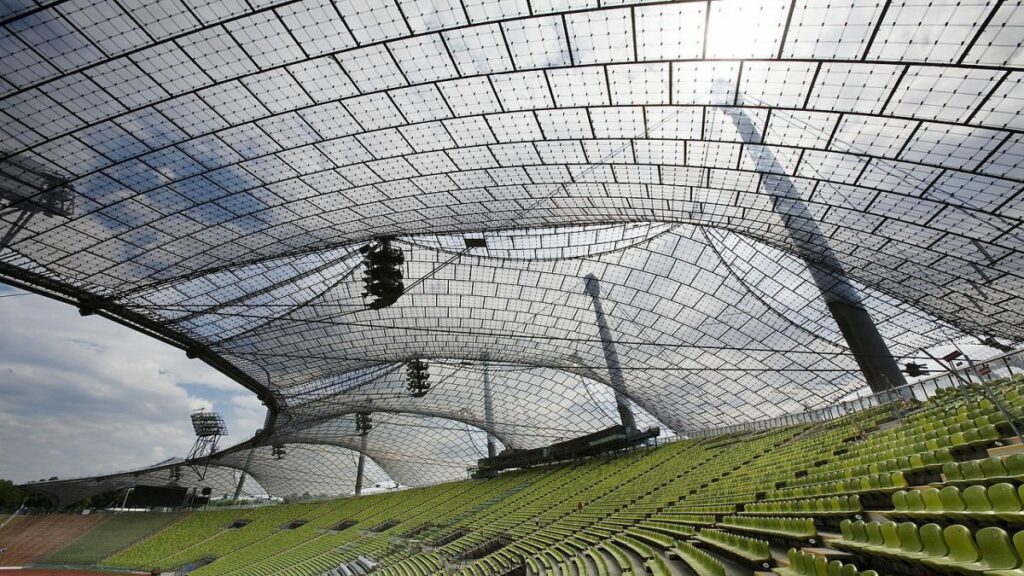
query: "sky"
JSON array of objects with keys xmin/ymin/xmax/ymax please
[{"xmin": 0, "ymin": 282, "xmax": 267, "ymax": 484}]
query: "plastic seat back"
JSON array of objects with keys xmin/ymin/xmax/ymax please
[
  {"xmin": 1007, "ymin": 453, "xmax": 1024, "ymax": 477},
  {"xmin": 982, "ymin": 456, "xmax": 1009, "ymax": 479},
  {"xmin": 880, "ymin": 522, "xmax": 900, "ymax": 550},
  {"xmin": 1013, "ymin": 531, "xmax": 1024, "ymax": 564},
  {"xmin": 786, "ymin": 549, "xmax": 801, "ymax": 574},
  {"xmin": 840, "ymin": 519, "xmax": 854, "ymax": 541},
  {"xmin": 826, "ymin": 560, "xmax": 842, "ymax": 576},
  {"xmin": 963, "ymin": 484, "xmax": 994, "ymax": 514},
  {"xmin": 990, "ymin": 483, "xmax": 1023, "ymax": 515},
  {"xmin": 892, "ymin": 491, "xmax": 908, "ymax": 512},
  {"xmin": 962, "ymin": 460, "xmax": 985, "ymax": 480},
  {"xmin": 812, "ymin": 556, "xmax": 827, "ymax": 576},
  {"xmin": 939, "ymin": 486, "xmax": 967, "ymax": 513},
  {"xmin": 920, "ymin": 523, "xmax": 948, "ymax": 558},
  {"xmin": 975, "ymin": 527, "xmax": 1018, "ymax": 570},
  {"xmin": 897, "ymin": 522, "xmax": 923, "ymax": 553},
  {"xmin": 943, "ymin": 524, "xmax": 981, "ymax": 563},
  {"xmin": 865, "ymin": 522, "xmax": 883, "ymax": 547},
  {"xmin": 943, "ymin": 462, "xmax": 964, "ymax": 482},
  {"xmin": 906, "ymin": 490, "xmax": 926, "ymax": 513}
]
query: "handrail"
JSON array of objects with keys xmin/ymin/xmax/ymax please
[{"xmin": 691, "ymin": 348, "xmax": 1024, "ymax": 438}]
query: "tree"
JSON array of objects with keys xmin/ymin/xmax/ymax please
[{"xmin": 0, "ymin": 479, "xmax": 23, "ymax": 510}]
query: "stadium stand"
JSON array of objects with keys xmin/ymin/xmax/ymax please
[
  {"xmin": 39, "ymin": 512, "xmax": 183, "ymax": 565},
  {"xmin": 6, "ymin": 376, "xmax": 1024, "ymax": 576},
  {"xmin": 0, "ymin": 514, "xmax": 105, "ymax": 565}
]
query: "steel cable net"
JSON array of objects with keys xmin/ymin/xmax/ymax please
[
  {"xmin": 277, "ymin": 362, "xmax": 665, "ymax": 443},
  {"xmin": 274, "ymin": 412, "xmax": 500, "ymax": 486},
  {"xmin": 209, "ymin": 443, "xmax": 391, "ymax": 498},
  {"xmin": 204, "ymin": 226, "xmax": 961, "ymax": 431},
  {"xmin": 1, "ymin": 0, "xmax": 1023, "ymax": 496}
]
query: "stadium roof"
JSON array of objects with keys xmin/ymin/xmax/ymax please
[{"xmin": 3, "ymin": 0, "xmax": 1023, "ymax": 499}]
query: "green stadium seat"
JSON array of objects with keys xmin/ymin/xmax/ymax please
[
  {"xmin": 939, "ymin": 486, "xmax": 969, "ymax": 518},
  {"xmin": 672, "ymin": 542, "xmax": 723, "ymax": 576},
  {"xmin": 865, "ymin": 521, "xmax": 885, "ymax": 551},
  {"xmin": 988, "ymin": 531, "xmax": 1024, "ymax": 576},
  {"xmin": 1006, "ymin": 454, "xmax": 1024, "ymax": 480},
  {"xmin": 921, "ymin": 525, "xmax": 980, "ymax": 572},
  {"xmin": 983, "ymin": 457, "xmax": 1011, "ymax": 479},
  {"xmin": 870, "ymin": 521, "xmax": 901, "ymax": 557},
  {"xmin": 991, "ymin": 483, "xmax": 1024, "ymax": 521},
  {"xmin": 944, "ymin": 462, "xmax": 966, "ymax": 484},
  {"xmin": 962, "ymin": 485, "xmax": 996, "ymax": 520},
  {"xmin": 955, "ymin": 527, "xmax": 1019, "ymax": 576},
  {"xmin": 915, "ymin": 523, "xmax": 951, "ymax": 561},
  {"xmin": 905, "ymin": 489, "xmax": 927, "ymax": 518},
  {"xmin": 895, "ymin": 522, "xmax": 924, "ymax": 559},
  {"xmin": 962, "ymin": 460, "xmax": 986, "ymax": 483},
  {"xmin": 918, "ymin": 487, "xmax": 944, "ymax": 516}
]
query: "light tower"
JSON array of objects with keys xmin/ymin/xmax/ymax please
[{"xmin": 187, "ymin": 409, "xmax": 227, "ymax": 479}]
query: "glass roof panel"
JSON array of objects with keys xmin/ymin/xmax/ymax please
[{"xmin": 2, "ymin": 0, "xmax": 1023, "ymax": 495}]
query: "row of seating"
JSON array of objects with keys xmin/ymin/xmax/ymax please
[
  {"xmin": 767, "ymin": 472, "xmax": 908, "ymax": 501},
  {"xmin": 774, "ymin": 549, "xmax": 878, "ymax": 576},
  {"xmin": 672, "ymin": 542, "xmax": 724, "ymax": 576},
  {"xmin": 792, "ymin": 449, "xmax": 952, "ymax": 488},
  {"xmin": 651, "ymin": 512, "xmax": 715, "ymax": 525},
  {"xmin": 638, "ymin": 521, "xmax": 694, "ymax": 539},
  {"xmin": 718, "ymin": 516, "xmax": 818, "ymax": 541},
  {"xmin": 837, "ymin": 519, "xmax": 1024, "ymax": 575},
  {"xmin": 743, "ymin": 495, "xmax": 862, "ymax": 517},
  {"xmin": 890, "ymin": 483, "xmax": 1024, "ymax": 523},
  {"xmin": 694, "ymin": 528, "xmax": 772, "ymax": 568},
  {"xmin": 942, "ymin": 455, "xmax": 1024, "ymax": 486}
]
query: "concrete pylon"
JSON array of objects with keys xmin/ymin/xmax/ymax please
[
  {"xmin": 722, "ymin": 106, "xmax": 906, "ymax": 393},
  {"xmin": 482, "ymin": 358, "xmax": 497, "ymax": 458},
  {"xmin": 354, "ymin": 433, "xmax": 368, "ymax": 495},
  {"xmin": 232, "ymin": 446, "xmax": 256, "ymax": 500},
  {"xmin": 584, "ymin": 274, "xmax": 638, "ymax": 431}
]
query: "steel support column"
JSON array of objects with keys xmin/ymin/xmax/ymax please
[
  {"xmin": 482, "ymin": 358, "xmax": 497, "ymax": 458},
  {"xmin": 232, "ymin": 447, "xmax": 256, "ymax": 501},
  {"xmin": 584, "ymin": 274, "xmax": 637, "ymax": 431},
  {"xmin": 354, "ymin": 434, "xmax": 368, "ymax": 496},
  {"xmin": 724, "ymin": 107, "xmax": 906, "ymax": 393}
]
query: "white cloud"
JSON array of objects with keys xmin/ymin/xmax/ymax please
[{"xmin": 0, "ymin": 286, "xmax": 265, "ymax": 484}]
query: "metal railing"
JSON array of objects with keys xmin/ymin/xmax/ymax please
[{"xmin": 691, "ymin": 348, "xmax": 1024, "ymax": 438}]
